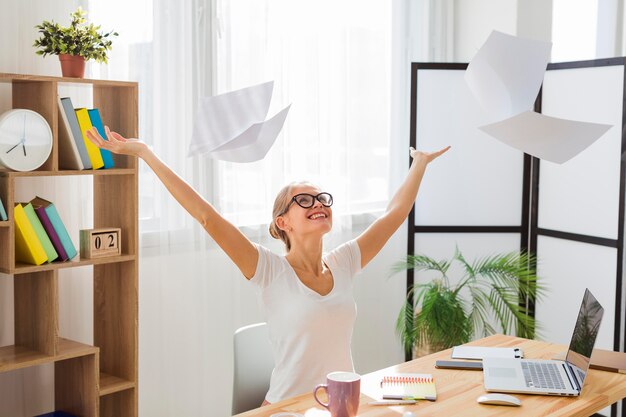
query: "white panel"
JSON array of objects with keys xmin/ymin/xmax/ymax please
[
  {"xmin": 535, "ymin": 236, "xmax": 615, "ymax": 351},
  {"xmin": 414, "ymin": 69, "xmax": 524, "ymax": 226},
  {"xmin": 413, "ymin": 233, "xmax": 521, "ymax": 286},
  {"xmin": 539, "ymin": 65, "xmax": 623, "ymax": 239},
  {"xmin": 412, "ymin": 233, "xmax": 522, "ymax": 337}
]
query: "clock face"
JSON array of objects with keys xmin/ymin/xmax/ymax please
[{"xmin": 0, "ymin": 109, "xmax": 53, "ymax": 171}]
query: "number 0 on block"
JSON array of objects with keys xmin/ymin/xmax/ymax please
[{"xmin": 80, "ymin": 228, "xmax": 121, "ymax": 259}]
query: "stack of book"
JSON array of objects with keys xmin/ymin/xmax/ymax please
[
  {"xmin": 58, "ymin": 96, "xmax": 115, "ymax": 170},
  {"xmin": 14, "ymin": 196, "xmax": 77, "ymax": 265}
]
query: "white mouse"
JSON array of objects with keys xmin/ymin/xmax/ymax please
[{"xmin": 476, "ymin": 393, "xmax": 521, "ymax": 406}]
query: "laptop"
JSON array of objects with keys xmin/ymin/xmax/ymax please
[{"xmin": 483, "ymin": 288, "xmax": 604, "ymax": 396}]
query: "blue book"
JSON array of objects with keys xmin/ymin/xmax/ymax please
[
  {"xmin": 0, "ymin": 196, "xmax": 6, "ymax": 221},
  {"xmin": 30, "ymin": 196, "xmax": 77, "ymax": 260},
  {"xmin": 35, "ymin": 412, "xmax": 77, "ymax": 417},
  {"xmin": 88, "ymin": 108, "xmax": 115, "ymax": 169}
]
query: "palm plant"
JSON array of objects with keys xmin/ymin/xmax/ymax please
[{"xmin": 395, "ymin": 249, "xmax": 541, "ymax": 357}]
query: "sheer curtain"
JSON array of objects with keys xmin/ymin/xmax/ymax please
[{"xmin": 214, "ymin": 0, "xmax": 391, "ymax": 235}]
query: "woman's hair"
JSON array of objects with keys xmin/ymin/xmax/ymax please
[{"xmin": 269, "ymin": 181, "xmax": 317, "ymax": 251}]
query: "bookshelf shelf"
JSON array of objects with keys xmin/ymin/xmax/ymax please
[
  {"xmin": 0, "ymin": 72, "xmax": 138, "ymax": 417},
  {"xmin": 0, "ymin": 168, "xmax": 136, "ymax": 177},
  {"xmin": 6, "ymin": 254, "xmax": 136, "ymax": 275},
  {"xmin": 0, "ymin": 338, "xmax": 98, "ymax": 373},
  {"xmin": 99, "ymin": 372, "xmax": 135, "ymax": 396}
]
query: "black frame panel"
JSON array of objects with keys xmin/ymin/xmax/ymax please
[{"xmin": 409, "ymin": 59, "xmax": 626, "ymax": 417}]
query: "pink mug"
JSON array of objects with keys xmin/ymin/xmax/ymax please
[{"xmin": 313, "ymin": 371, "xmax": 361, "ymax": 417}]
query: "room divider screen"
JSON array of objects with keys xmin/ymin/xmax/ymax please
[{"xmin": 409, "ymin": 59, "xmax": 626, "ymax": 417}]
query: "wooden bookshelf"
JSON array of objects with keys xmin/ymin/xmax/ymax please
[{"xmin": 0, "ymin": 73, "xmax": 138, "ymax": 417}]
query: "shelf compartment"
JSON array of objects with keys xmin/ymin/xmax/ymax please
[
  {"xmin": 99, "ymin": 372, "xmax": 135, "ymax": 396},
  {"xmin": 100, "ymin": 388, "xmax": 135, "ymax": 417},
  {"xmin": 95, "ymin": 262, "xmax": 137, "ymax": 383},
  {"xmin": 6, "ymin": 254, "xmax": 136, "ymax": 275},
  {"xmin": 0, "ymin": 338, "xmax": 98, "ymax": 373},
  {"xmin": 56, "ymin": 352, "xmax": 98, "ymax": 417},
  {"xmin": 14, "ymin": 271, "xmax": 57, "ymax": 355}
]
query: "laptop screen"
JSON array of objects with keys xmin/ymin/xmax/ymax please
[{"xmin": 565, "ymin": 288, "xmax": 604, "ymax": 387}]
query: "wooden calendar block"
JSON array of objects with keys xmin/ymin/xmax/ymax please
[{"xmin": 80, "ymin": 228, "xmax": 121, "ymax": 259}]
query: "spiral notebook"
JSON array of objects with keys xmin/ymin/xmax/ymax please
[{"xmin": 381, "ymin": 373, "xmax": 437, "ymax": 401}]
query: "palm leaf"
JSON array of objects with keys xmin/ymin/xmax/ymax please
[{"xmin": 394, "ymin": 248, "xmax": 545, "ymax": 355}]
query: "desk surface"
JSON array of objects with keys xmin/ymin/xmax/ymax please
[{"xmin": 235, "ymin": 334, "xmax": 626, "ymax": 417}]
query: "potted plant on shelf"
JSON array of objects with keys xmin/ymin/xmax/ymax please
[
  {"xmin": 395, "ymin": 249, "xmax": 542, "ymax": 358},
  {"xmin": 33, "ymin": 7, "xmax": 117, "ymax": 78}
]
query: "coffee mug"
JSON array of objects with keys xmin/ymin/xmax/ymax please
[{"xmin": 313, "ymin": 371, "xmax": 361, "ymax": 417}]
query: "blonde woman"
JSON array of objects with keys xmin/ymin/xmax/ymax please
[{"xmin": 86, "ymin": 126, "xmax": 449, "ymax": 405}]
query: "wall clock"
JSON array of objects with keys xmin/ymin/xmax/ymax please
[{"xmin": 0, "ymin": 109, "xmax": 53, "ymax": 171}]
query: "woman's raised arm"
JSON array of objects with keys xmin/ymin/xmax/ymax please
[
  {"xmin": 356, "ymin": 146, "xmax": 450, "ymax": 269},
  {"xmin": 86, "ymin": 127, "xmax": 259, "ymax": 278}
]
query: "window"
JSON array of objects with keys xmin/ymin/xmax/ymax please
[
  {"xmin": 214, "ymin": 0, "xmax": 391, "ymax": 226},
  {"xmin": 551, "ymin": 0, "xmax": 598, "ymax": 62}
]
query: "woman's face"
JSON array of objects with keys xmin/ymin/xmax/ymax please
[{"xmin": 279, "ymin": 185, "xmax": 333, "ymax": 238}]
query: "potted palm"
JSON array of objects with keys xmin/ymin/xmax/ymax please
[
  {"xmin": 395, "ymin": 249, "xmax": 541, "ymax": 358},
  {"xmin": 33, "ymin": 7, "xmax": 117, "ymax": 78}
]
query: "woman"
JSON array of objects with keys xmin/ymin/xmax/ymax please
[{"xmin": 86, "ymin": 126, "xmax": 449, "ymax": 405}]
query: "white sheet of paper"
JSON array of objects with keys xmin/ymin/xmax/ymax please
[
  {"xmin": 479, "ymin": 111, "xmax": 612, "ymax": 164},
  {"xmin": 188, "ymin": 81, "xmax": 274, "ymax": 156},
  {"xmin": 465, "ymin": 31, "xmax": 552, "ymax": 121},
  {"xmin": 209, "ymin": 105, "xmax": 291, "ymax": 163}
]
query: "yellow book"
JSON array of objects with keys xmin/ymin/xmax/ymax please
[
  {"xmin": 14, "ymin": 204, "xmax": 48, "ymax": 265},
  {"xmin": 75, "ymin": 108, "xmax": 104, "ymax": 169}
]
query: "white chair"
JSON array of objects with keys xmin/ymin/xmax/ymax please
[{"xmin": 232, "ymin": 322, "xmax": 275, "ymax": 415}]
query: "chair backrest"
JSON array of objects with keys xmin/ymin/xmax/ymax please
[{"xmin": 232, "ymin": 322, "xmax": 275, "ymax": 415}]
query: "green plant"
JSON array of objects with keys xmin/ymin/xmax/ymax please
[
  {"xmin": 33, "ymin": 7, "xmax": 118, "ymax": 63},
  {"xmin": 395, "ymin": 249, "xmax": 541, "ymax": 356}
]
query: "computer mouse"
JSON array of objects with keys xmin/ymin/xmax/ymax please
[{"xmin": 476, "ymin": 393, "xmax": 521, "ymax": 406}]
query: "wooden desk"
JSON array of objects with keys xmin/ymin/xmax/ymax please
[{"xmin": 235, "ymin": 334, "xmax": 626, "ymax": 417}]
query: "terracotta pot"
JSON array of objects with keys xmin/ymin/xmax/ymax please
[{"xmin": 58, "ymin": 54, "xmax": 86, "ymax": 78}]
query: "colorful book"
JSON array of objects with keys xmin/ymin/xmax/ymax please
[
  {"xmin": 75, "ymin": 108, "xmax": 104, "ymax": 169},
  {"xmin": 0, "ymin": 195, "xmax": 6, "ymax": 221},
  {"xmin": 30, "ymin": 196, "xmax": 77, "ymax": 260},
  {"xmin": 58, "ymin": 97, "xmax": 89, "ymax": 170},
  {"xmin": 22, "ymin": 203, "xmax": 58, "ymax": 263},
  {"xmin": 31, "ymin": 198, "xmax": 69, "ymax": 261},
  {"xmin": 14, "ymin": 204, "xmax": 48, "ymax": 265},
  {"xmin": 380, "ymin": 373, "xmax": 437, "ymax": 401},
  {"xmin": 88, "ymin": 108, "xmax": 115, "ymax": 168}
]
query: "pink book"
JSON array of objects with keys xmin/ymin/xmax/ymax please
[{"xmin": 33, "ymin": 204, "xmax": 69, "ymax": 261}]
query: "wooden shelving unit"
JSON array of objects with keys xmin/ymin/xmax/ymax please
[{"xmin": 0, "ymin": 73, "xmax": 138, "ymax": 417}]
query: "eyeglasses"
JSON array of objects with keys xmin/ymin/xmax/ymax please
[{"xmin": 283, "ymin": 192, "xmax": 333, "ymax": 213}]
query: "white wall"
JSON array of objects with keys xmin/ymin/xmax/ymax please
[{"xmin": 453, "ymin": 0, "xmax": 518, "ymax": 62}]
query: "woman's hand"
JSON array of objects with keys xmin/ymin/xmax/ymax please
[
  {"xmin": 86, "ymin": 126, "xmax": 148, "ymax": 158},
  {"xmin": 409, "ymin": 145, "xmax": 451, "ymax": 165}
]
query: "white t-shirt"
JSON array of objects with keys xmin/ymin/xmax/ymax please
[{"xmin": 249, "ymin": 240, "xmax": 362, "ymax": 403}]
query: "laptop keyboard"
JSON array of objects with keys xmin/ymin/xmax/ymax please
[{"xmin": 521, "ymin": 362, "xmax": 567, "ymax": 390}]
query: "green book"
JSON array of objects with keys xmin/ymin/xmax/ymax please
[
  {"xmin": 0, "ymin": 196, "xmax": 6, "ymax": 221},
  {"xmin": 22, "ymin": 202, "xmax": 58, "ymax": 263}
]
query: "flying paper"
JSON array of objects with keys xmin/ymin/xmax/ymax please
[
  {"xmin": 209, "ymin": 105, "xmax": 291, "ymax": 163},
  {"xmin": 465, "ymin": 31, "xmax": 552, "ymax": 121},
  {"xmin": 479, "ymin": 111, "xmax": 612, "ymax": 164},
  {"xmin": 188, "ymin": 81, "xmax": 290, "ymax": 162},
  {"xmin": 467, "ymin": 31, "xmax": 612, "ymax": 164}
]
